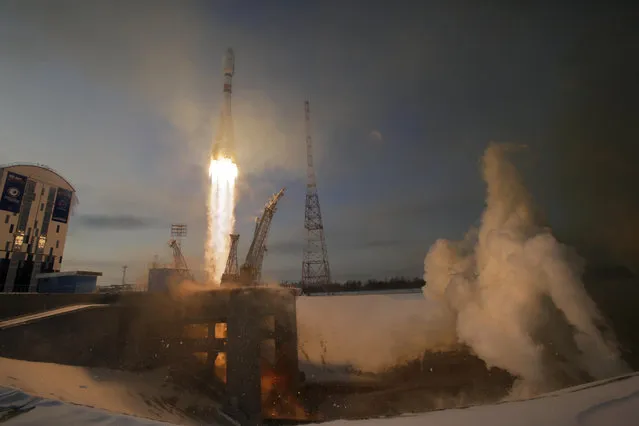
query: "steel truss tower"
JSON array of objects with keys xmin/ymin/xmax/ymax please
[
  {"xmin": 302, "ymin": 101, "xmax": 331, "ymax": 287},
  {"xmin": 221, "ymin": 234, "xmax": 240, "ymax": 282}
]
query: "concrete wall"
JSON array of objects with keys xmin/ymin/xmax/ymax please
[
  {"xmin": 37, "ymin": 275, "xmax": 98, "ymax": 293},
  {"xmin": 0, "ymin": 306, "xmax": 122, "ymax": 367},
  {"xmin": 0, "ymin": 293, "xmax": 112, "ymax": 320}
]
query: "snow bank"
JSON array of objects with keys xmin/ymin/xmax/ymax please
[
  {"xmin": 320, "ymin": 373, "xmax": 639, "ymax": 426},
  {"xmin": 0, "ymin": 386, "xmax": 174, "ymax": 425},
  {"xmin": 0, "ymin": 357, "xmax": 219, "ymax": 425},
  {"xmin": 297, "ymin": 293, "xmax": 447, "ymax": 372},
  {"xmin": 1, "ymin": 357, "xmax": 637, "ymax": 425}
]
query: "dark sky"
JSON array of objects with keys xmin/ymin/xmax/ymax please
[{"xmin": 0, "ymin": 0, "xmax": 637, "ymax": 283}]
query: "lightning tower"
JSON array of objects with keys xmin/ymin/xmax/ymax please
[{"xmin": 302, "ymin": 101, "xmax": 331, "ymax": 288}]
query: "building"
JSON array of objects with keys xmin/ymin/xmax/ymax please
[
  {"xmin": 0, "ymin": 163, "xmax": 76, "ymax": 292},
  {"xmin": 98, "ymin": 283, "xmax": 136, "ymax": 293},
  {"xmin": 147, "ymin": 267, "xmax": 192, "ymax": 293},
  {"xmin": 36, "ymin": 271, "xmax": 102, "ymax": 294}
]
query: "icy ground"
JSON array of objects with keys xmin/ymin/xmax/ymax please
[
  {"xmin": 1, "ymin": 356, "xmax": 638, "ymax": 425},
  {"xmin": 324, "ymin": 373, "xmax": 639, "ymax": 426},
  {"xmin": 0, "ymin": 386, "xmax": 174, "ymax": 425},
  {"xmin": 0, "ymin": 357, "xmax": 217, "ymax": 425}
]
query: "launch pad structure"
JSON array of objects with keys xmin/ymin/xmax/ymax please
[
  {"xmin": 0, "ymin": 287, "xmax": 301, "ymax": 425},
  {"xmin": 0, "ymin": 48, "xmax": 342, "ymax": 425},
  {"xmin": 221, "ymin": 188, "xmax": 286, "ymax": 288},
  {"xmin": 1, "ymin": 172, "xmax": 296, "ymax": 424}
]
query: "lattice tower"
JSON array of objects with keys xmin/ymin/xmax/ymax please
[
  {"xmin": 302, "ymin": 101, "xmax": 331, "ymax": 287},
  {"xmin": 221, "ymin": 234, "xmax": 240, "ymax": 282}
]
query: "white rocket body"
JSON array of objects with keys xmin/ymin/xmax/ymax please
[{"xmin": 212, "ymin": 48, "xmax": 235, "ymax": 160}]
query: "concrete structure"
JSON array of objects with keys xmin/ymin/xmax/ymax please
[
  {"xmin": 36, "ymin": 270, "xmax": 102, "ymax": 293},
  {"xmin": 0, "ymin": 163, "xmax": 76, "ymax": 292},
  {"xmin": 147, "ymin": 267, "xmax": 192, "ymax": 293},
  {"xmin": 0, "ymin": 288, "xmax": 301, "ymax": 425}
]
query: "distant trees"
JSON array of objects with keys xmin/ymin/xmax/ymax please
[{"xmin": 280, "ymin": 276, "xmax": 425, "ymax": 294}]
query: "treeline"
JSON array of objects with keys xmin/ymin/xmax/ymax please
[{"xmin": 280, "ymin": 277, "xmax": 425, "ymax": 294}]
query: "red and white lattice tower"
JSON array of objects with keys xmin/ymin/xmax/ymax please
[{"xmin": 302, "ymin": 101, "xmax": 331, "ymax": 287}]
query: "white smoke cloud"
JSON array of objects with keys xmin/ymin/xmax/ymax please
[{"xmin": 423, "ymin": 143, "xmax": 629, "ymax": 396}]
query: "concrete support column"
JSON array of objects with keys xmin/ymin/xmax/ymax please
[
  {"xmin": 28, "ymin": 254, "xmax": 43, "ymax": 292},
  {"xmin": 226, "ymin": 289, "xmax": 263, "ymax": 426},
  {"xmin": 274, "ymin": 290, "xmax": 300, "ymax": 390},
  {"xmin": 2, "ymin": 254, "xmax": 23, "ymax": 293}
]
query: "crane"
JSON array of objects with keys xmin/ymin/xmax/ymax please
[
  {"xmin": 239, "ymin": 188, "xmax": 285, "ymax": 286},
  {"xmin": 168, "ymin": 239, "xmax": 194, "ymax": 281},
  {"xmin": 221, "ymin": 234, "xmax": 240, "ymax": 283}
]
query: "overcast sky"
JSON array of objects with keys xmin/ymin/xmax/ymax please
[{"xmin": 0, "ymin": 0, "xmax": 637, "ymax": 284}]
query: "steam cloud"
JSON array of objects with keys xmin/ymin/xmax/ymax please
[
  {"xmin": 423, "ymin": 143, "xmax": 629, "ymax": 396},
  {"xmin": 296, "ymin": 143, "xmax": 629, "ymax": 396}
]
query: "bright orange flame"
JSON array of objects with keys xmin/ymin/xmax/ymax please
[
  {"xmin": 261, "ymin": 358, "xmax": 313, "ymax": 420},
  {"xmin": 206, "ymin": 156, "xmax": 238, "ymax": 284}
]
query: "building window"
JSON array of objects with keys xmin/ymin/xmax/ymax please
[
  {"xmin": 41, "ymin": 187, "xmax": 45, "ymax": 196},
  {"xmin": 9, "ymin": 224, "xmax": 14, "ymax": 233},
  {"xmin": 40, "ymin": 203, "xmax": 44, "ymax": 211},
  {"xmin": 4, "ymin": 241, "xmax": 9, "ymax": 251},
  {"xmin": 56, "ymin": 224, "xmax": 60, "ymax": 233},
  {"xmin": 34, "ymin": 220, "xmax": 38, "ymax": 229},
  {"xmin": 4, "ymin": 214, "xmax": 9, "ymax": 224},
  {"xmin": 49, "ymin": 247, "xmax": 53, "ymax": 256},
  {"xmin": 56, "ymin": 240, "xmax": 59, "ymax": 249},
  {"xmin": 59, "ymin": 256, "xmax": 63, "ymax": 263}
]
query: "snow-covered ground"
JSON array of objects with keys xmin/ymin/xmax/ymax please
[
  {"xmin": 0, "ymin": 357, "xmax": 221, "ymax": 425},
  {"xmin": 297, "ymin": 293, "xmax": 443, "ymax": 372},
  {"xmin": 0, "ymin": 386, "xmax": 176, "ymax": 425},
  {"xmin": 323, "ymin": 373, "xmax": 639, "ymax": 426},
  {"xmin": 1, "ymin": 358, "xmax": 637, "ymax": 425}
]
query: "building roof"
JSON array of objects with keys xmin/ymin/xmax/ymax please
[{"xmin": 0, "ymin": 163, "xmax": 76, "ymax": 192}]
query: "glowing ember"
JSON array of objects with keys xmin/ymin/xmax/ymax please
[{"xmin": 206, "ymin": 156, "xmax": 238, "ymax": 284}]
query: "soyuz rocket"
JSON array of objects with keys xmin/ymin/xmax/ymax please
[{"xmin": 212, "ymin": 48, "xmax": 235, "ymax": 160}]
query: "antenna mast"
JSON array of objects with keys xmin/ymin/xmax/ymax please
[{"xmin": 302, "ymin": 101, "xmax": 331, "ymax": 288}]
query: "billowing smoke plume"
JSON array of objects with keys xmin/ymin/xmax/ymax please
[{"xmin": 423, "ymin": 143, "xmax": 629, "ymax": 396}]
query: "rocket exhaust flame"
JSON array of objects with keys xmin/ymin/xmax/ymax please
[{"xmin": 206, "ymin": 156, "xmax": 238, "ymax": 284}]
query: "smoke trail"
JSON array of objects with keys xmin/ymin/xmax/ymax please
[
  {"xmin": 423, "ymin": 143, "xmax": 629, "ymax": 396},
  {"xmin": 205, "ymin": 156, "xmax": 238, "ymax": 284}
]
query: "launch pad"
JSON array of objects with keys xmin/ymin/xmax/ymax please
[{"xmin": 0, "ymin": 287, "xmax": 302, "ymax": 425}]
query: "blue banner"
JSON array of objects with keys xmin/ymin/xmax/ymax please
[
  {"xmin": 0, "ymin": 172, "xmax": 27, "ymax": 213},
  {"xmin": 52, "ymin": 188, "xmax": 72, "ymax": 223}
]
